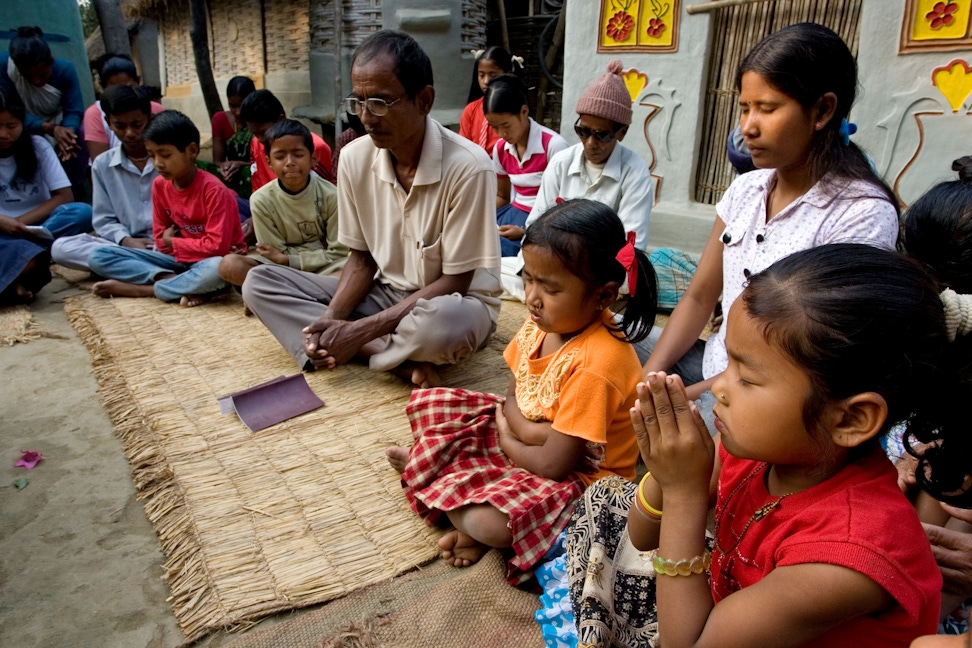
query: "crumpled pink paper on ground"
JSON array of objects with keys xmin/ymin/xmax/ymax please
[{"xmin": 14, "ymin": 450, "xmax": 42, "ymax": 470}]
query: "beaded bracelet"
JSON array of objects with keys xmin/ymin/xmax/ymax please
[
  {"xmin": 637, "ymin": 472, "xmax": 663, "ymax": 519},
  {"xmin": 652, "ymin": 550, "xmax": 712, "ymax": 577}
]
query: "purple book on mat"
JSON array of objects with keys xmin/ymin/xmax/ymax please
[{"xmin": 217, "ymin": 374, "xmax": 325, "ymax": 432}]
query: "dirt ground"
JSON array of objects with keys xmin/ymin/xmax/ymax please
[
  {"xmin": 0, "ymin": 275, "xmax": 468, "ymax": 648},
  {"xmin": 0, "ymin": 276, "xmax": 185, "ymax": 648}
]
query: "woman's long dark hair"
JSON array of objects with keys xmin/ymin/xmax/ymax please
[
  {"xmin": 737, "ymin": 23, "xmax": 899, "ymax": 214},
  {"xmin": 483, "ymin": 74, "xmax": 529, "ymax": 116},
  {"xmin": 0, "ymin": 82, "xmax": 38, "ymax": 183},
  {"xmin": 9, "ymin": 26, "xmax": 52, "ymax": 70},
  {"xmin": 226, "ymin": 76, "xmax": 256, "ymax": 101},
  {"xmin": 903, "ymin": 156, "xmax": 972, "ymax": 295},
  {"xmin": 93, "ymin": 53, "xmax": 139, "ymax": 86},
  {"xmin": 900, "ymin": 156, "xmax": 972, "ymax": 506},
  {"xmin": 523, "ymin": 199, "xmax": 657, "ymax": 343}
]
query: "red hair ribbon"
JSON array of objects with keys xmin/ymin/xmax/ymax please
[
  {"xmin": 555, "ymin": 197, "xmax": 564, "ymax": 204},
  {"xmin": 615, "ymin": 231, "xmax": 637, "ymax": 297}
]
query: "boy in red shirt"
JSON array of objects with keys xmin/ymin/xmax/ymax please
[
  {"xmin": 240, "ymin": 90, "xmax": 334, "ymax": 189},
  {"xmin": 90, "ymin": 110, "xmax": 246, "ymax": 307}
]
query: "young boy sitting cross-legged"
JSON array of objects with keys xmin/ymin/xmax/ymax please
[
  {"xmin": 218, "ymin": 119, "xmax": 348, "ymax": 287},
  {"xmin": 89, "ymin": 110, "xmax": 246, "ymax": 307},
  {"xmin": 51, "ymin": 84, "xmax": 159, "ymax": 271}
]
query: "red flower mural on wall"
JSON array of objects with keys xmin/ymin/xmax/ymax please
[
  {"xmin": 926, "ymin": 2, "xmax": 959, "ymax": 29},
  {"xmin": 647, "ymin": 18, "xmax": 666, "ymax": 37},
  {"xmin": 607, "ymin": 10, "xmax": 635, "ymax": 41}
]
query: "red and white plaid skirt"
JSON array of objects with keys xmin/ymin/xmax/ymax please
[{"xmin": 401, "ymin": 387, "xmax": 586, "ymax": 586}]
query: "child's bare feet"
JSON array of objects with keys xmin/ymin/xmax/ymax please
[
  {"xmin": 91, "ymin": 280, "xmax": 155, "ymax": 299},
  {"xmin": 386, "ymin": 446, "xmax": 410, "ymax": 474},
  {"xmin": 13, "ymin": 283, "xmax": 36, "ymax": 303},
  {"xmin": 180, "ymin": 294, "xmax": 209, "ymax": 308},
  {"xmin": 391, "ymin": 361, "xmax": 443, "ymax": 389},
  {"xmin": 437, "ymin": 529, "xmax": 488, "ymax": 567},
  {"xmin": 411, "ymin": 362, "xmax": 442, "ymax": 389}
]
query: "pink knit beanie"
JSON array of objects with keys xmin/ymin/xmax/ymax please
[{"xmin": 575, "ymin": 59, "xmax": 632, "ymax": 126}]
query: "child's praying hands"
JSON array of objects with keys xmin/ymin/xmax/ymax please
[{"xmin": 632, "ymin": 372, "xmax": 714, "ymax": 497}]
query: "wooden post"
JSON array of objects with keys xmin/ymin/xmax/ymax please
[
  {"xmin": 685, "ymin": 0, "xmax": 776, "ymax": 15},
  {"xmin": 334, "ymin": 0, "xmax": 343, "ymax": 140},
  {"xmin": 92, "ymin": 0, "xmax": 132, "ymax": 57},
  {"xmin": 497, "ymin": 0, "xmax": 510, "ymax": 53},
  {"xmin": 189, "ymin": 0, "xmax": 223, "ymax": 120}
]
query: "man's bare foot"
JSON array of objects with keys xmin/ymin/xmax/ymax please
[
  {"xmin": 91, "ymin": 280, "xmax": 155, "ymax": 299},
  {"xmin": 180, "ymin": 294, "xmax": 209, "ymax": 308},
  {"xmin": 386, "ymin": 446, "xmax": 410, "ymax": 474},
  {"xmin": 437, "ymin": 529, "xmax": 489, "ymax": 567}
]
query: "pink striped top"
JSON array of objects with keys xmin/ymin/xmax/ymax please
[{"xmin": 492, "ymin": 118, "xmax": 568, "ymax": 212}]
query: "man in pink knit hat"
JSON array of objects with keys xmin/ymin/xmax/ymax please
[{"xmin": 500, "ymin": 59, "xmax": 653, "ymax": 300}]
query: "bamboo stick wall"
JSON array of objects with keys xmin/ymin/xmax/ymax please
[
  {"xmin": 159, "ymin": 2, "xmax": 196, "ymax": 87},
  {"xmin": 209, "ymin": 0, "xmax": 264, "ymax": 79},
  {"xmin": 159, "ymin": 0, "xmax": 312, "ymax": 91},
  {"xmin": 265, "ymin": 0, "xmax": 311, "ymax": 73},
  {"xmin": 694, "ymin": 0, "xmax": 864, "ymax": 205}
]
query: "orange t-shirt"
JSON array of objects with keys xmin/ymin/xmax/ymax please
[
  {"xmin": 503, "ymin": 310, "xmax": 641, "ymax": 484},
  {"xmin": 459, "ymin": 97, "xmax": 499, "ymax": 156}
]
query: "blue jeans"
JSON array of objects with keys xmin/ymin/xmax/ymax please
[
  {"xmin": 496, "ymin": 203, "xmax": 529, "ymax": 257},
  {"xmin": 88, "ymin": 246, "xmax": 227, "ymax": 302},
  {"xmin": 42, "ymin": 202, "xmax": 93, "ymax": 240},
  {"xmin": 236, "ymin": 195, "xmax": 251, "ymax": 221}
]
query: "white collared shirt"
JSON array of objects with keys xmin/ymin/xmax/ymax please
[
  {"xmin": 91, "ymin": 145, "xmax": 158, "ymax": 243},
  {"xmin": 702, "ymin": 169, "xmax": 899, "ymax": 378},
  {"xmin": 524, "ymin": 142, "xmax": 653, "ymax": 250}
]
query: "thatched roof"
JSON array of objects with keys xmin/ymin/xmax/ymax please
[
  {"xmin": 124, "ymin": 0, "xmax": 176, "ymax": 18},
  {"xmin": 84, "ymin": 27, "xmax": 106, "ymax": 63}
]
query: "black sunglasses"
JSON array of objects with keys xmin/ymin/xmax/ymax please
[{"xmin": 574, "ymin": 118, "xmax": 618, "ymax": 143}]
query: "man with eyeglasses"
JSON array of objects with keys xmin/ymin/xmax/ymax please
[
  {"xmin": 243, "ymin": 30, "xmax": 501, "ymax": 389},
  {"xmin": 500, "ymin": 59, "xmax": 653, "ymax": 301}
]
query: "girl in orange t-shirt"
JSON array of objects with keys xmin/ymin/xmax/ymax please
[{"xmin": 387, "ymin": 199, "xmax": 657, "ymax": 585}]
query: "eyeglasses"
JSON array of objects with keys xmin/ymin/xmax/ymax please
[
  {"xmin": 344, "ymin": 95, "xmax": 403, "ymax": 117},
  {"xmin": 574, "ymin": 118, "xmax": 619, "ymax": 143}
]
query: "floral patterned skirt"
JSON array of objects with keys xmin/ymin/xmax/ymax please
[{"xmin": 566, "ymin": 475, "xmax": 660, "ymax": 648}]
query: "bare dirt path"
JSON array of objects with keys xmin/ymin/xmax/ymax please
[{"xmin": 0, "ymin": 277, "xmax": 183, "ymax": 648}]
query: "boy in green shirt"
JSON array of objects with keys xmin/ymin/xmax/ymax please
[{"xmin": 218, "ymin": 119, "xmax": 348, "ymax": 286}]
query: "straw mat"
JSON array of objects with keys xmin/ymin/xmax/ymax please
[
  {"xmin": 0, "ymin": 305, "xmax": 43, "ymax": 346},
  {"xmin": 222, "ymin": 549, "xmax": 542, "ymax": 648},
  {"xmin": 64, "ymin": 292, "xmax": 528, "ymax": 643}
]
